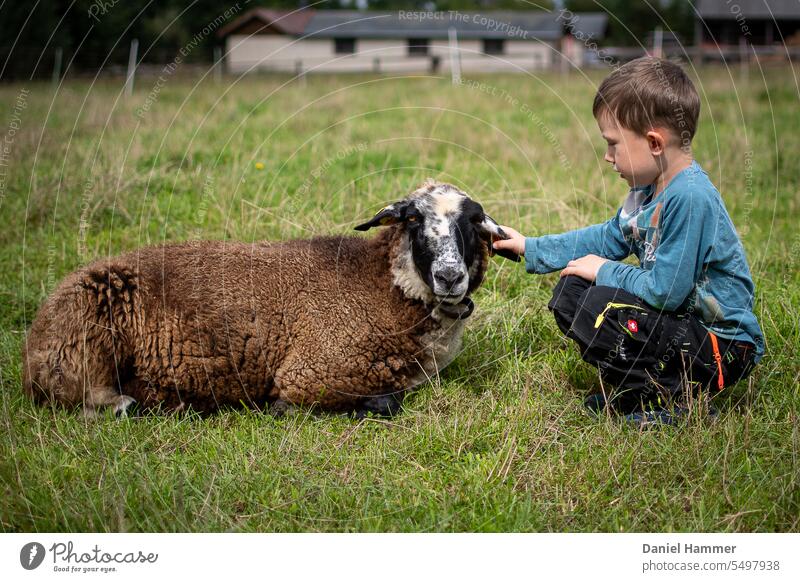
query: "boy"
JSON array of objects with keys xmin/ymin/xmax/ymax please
[{"xmin": 493, "ymin": 57, "xmax": 763, "ymax": 425}]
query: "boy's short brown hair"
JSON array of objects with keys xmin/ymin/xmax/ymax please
[{"xmin": 593, "ymin": 57, "xmax": 700, "ymax": 145}]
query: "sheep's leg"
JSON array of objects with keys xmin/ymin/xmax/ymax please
[
  {"xmin": 274, "ymin": 351, "xmax": 405, "ymax": 414},
  {"xmin": 272, "ymin": 353, "xmax": 358, "ymax": 411},
  {"xmin": 82, "ymin": 388, "xmax": 138, "ymax": 419},
  {"xmin": 354, "ymin": 391, "xmax": 405, "ymax": 419},
  {"xmin": 113, "ymin": 395, "xmax": 138, "ymax": 418},
  {"xmin": 25, "ymin": 318, "xmax": 135, "ymax": 418},
  {"xmin": 269, "ymin": 398, "xmax": 300, "ymax": 418},
  {"xmin": 24, "ymin": 263, "xmax": 137, "ymax": 415}
]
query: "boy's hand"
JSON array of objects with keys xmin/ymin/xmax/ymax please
[
  {"xmin": 492, "ymin": 225, "xmax": 526, "ymax": 257},
  {"xmin": 560, "ymin": 254, "xmax": 608, "ymax": 282}
]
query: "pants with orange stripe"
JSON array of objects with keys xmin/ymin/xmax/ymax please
[{"xmin": 549, "ymin": 275, "xmax": 756, "ymax": 413}]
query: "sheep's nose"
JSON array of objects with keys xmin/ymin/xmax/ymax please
[{"xmin": 434, "ymin": 267, "xmax": 463, "ymax": 290}]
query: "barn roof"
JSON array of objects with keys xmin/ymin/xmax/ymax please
[
  {"xmin": 217, "ymin": 8, "xmax": 314, "ymax": 37},
  {"xmin": 218, "ymin": 9, "xmax": 608, "ymax": 41}
]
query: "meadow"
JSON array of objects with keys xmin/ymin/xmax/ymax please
[{"xmin": 0, "ymin": 65, "xmax": 797, "ymax": 532}]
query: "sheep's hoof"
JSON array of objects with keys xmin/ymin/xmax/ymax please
[
  {"xmin": 82, "ymin": 407, "xmax": 100, "ymax": 420},
  {"xmin": 114, "ymin": 395, "xmax": 138, "ymax": 418},
  {"xmin": 270, "ymin": 398, "xmax": 299, "ymax": 418},
  {"xmin": 354, "ymin": 392, "xmax": 405, "ymax": 419}
]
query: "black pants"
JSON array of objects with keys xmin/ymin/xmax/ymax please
[{"xmin": 549, "ymin": 276, "xmax": 756, "ymax": 413}]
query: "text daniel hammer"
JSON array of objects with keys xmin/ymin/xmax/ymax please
[{"xmin": 643, "ymin": 542, "xmax": 738, "ymax": 554}]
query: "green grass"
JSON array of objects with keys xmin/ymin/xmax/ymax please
[{"xmin": 1, "ymin": 67, "xmax": 798, "ymax": 532}]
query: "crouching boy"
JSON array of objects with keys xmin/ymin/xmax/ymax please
[{"xmin": 494, "ymin": 57, "xmax": 764, "ymax": 425}]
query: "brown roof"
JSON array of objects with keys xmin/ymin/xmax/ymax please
[{"xmin": 216, "ymin": 8, "xmax": 314, "ymax": 38}]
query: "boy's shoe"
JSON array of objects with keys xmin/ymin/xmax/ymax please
[
  {"xmin": 622, "ymin": 408, "xmax": 681, "ymax": 427},
  {"xmin": 583, "ymin": 391, "xmax": 642, "ymax": 416},
  {"xmin": 622, "ymin": 404, "xmax": 720, "ymax": 428},
  {"xmin": 583, "ymin": 392, "xmax": 609, "ymax": 414}
]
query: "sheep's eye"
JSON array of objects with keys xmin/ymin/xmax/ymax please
[
  {"xmin": 407, "ymin": 215, "xmax": 417, "ymax": 222},
  {"xmin": 471, "ymin": 213, "xmax": 485, "ymax": 224}
]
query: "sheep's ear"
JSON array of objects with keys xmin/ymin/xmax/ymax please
[
  {"xmin": 354, "ymin": 201, "xmax": 409, "ymax": 231},
  {"xmin": 479, "ymin": 214, "xmax": 521, "ymax": 262}
]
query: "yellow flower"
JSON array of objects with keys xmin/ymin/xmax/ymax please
[{"xmin": 254, "ymin": 162, "xmax": 265, "ymax": 170}]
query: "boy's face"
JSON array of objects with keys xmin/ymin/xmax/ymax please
[{"xmin": 597, "ymin": 111, "xmax": 663, "ymax": 188}]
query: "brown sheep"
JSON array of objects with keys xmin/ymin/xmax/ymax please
[{"xmin": 22, "ymin": 180, "xmax": 517, "ymax": 417}]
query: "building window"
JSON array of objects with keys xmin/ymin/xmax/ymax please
[
  {"xmin": 483, "ymin": 39, "xmax": 505, "ymax": 55},
  {"xmin": 334, "ymin": 38, "xmax": 356, "ymax": 54},
  {"xmin": 408, "ymin": 38, "xmax": 430, "ymax": 56}
]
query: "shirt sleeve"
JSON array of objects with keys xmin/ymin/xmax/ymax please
[
  {"xmin": 524, "ymin": 208, "xmax": 633, "ymax": 274},
  {"xmin": 596, "ymin": 191, "xmax": 714, "ymax": 311}
]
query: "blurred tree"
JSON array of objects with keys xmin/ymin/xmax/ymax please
[
  {"xmin": 0, "ymin": 0, "xmax": 69, "ymax": 80},
  {"xmin": 660, "ymin": 0, "xmax": 695, "ymax": 46},
  {"xmin": 564, "ymin": 0, "xmax": 695, "ymax": 46}
]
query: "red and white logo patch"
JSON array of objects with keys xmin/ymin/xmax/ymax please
[{"xmin": 626, "ymin": 319, "xmax": 639, "ymax": 333}]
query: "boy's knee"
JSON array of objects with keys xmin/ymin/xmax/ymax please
[
  {"xmin": 548, "ymin": 275, "xmax": 593, "ymax": 316},
  {"xmin": 548, "ymin": 277, "xmax": 649, "ymax": 347},
  {"xmin": 549, "ymin": 277, "xmax": 630, "ymax": 325},
  {"xmin": 567, "ymin": 284, "xmax": 655, "ymax": 353},
  {"xmin": 548, "ymin": 276, "xmax": 593, "ymax": 337},
  {"xmin": 575, "ymin": 284, "xmax": 642, "ymax": 320}
]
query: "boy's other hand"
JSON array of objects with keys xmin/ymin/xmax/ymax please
[
  {"xmin": 560, "ymin": 254, "xmax": 609, "ymax": 282},
  {"xmin": 492, "ymin": 225, "xmax": 526, "ymax": 256}
]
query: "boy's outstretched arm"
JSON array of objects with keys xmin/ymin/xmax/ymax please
[{"xmin": 493, "ymin": 210, "xmax": 633, "ymax": 275}]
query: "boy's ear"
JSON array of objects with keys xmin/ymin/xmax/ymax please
[
  {"xmin": 478, "ymin": 214, "xmax": 520, "ymax": 262},
  {"xmin": 354, "ymin": 200, "xmax": 411, "ymax": 231},
  {"xmin": 646, "ymin": 129, "xmax": 667, "ymax": 155}
]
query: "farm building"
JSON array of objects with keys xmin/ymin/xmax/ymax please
[
  {"xmin": 695, "ymin": 0, "xmax": 800, "ymax": 46},
  {"xmin": 217, "ymin": 9, "xmax": 608, "ymax": 74}
]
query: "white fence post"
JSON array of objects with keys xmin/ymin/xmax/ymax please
[
  {"xmin": 125, "ymin": 39, "xmax": 138, "ymax": 98},
  {"xmin": 448, "ymin": 27, "xmax": 461, "ymax": 85},
  {"xmin": 653, "ymin": 26, "xmax": 663, "ymax": 58},
  {"xmin": 739, "ymin": 37, "xmax": 749, "ymax": 82},
  {"xmin": 214, "ymin": 46, "xmax": 222, "ymax": 83},
  {"xmin": 295, "ymin": 60, "xmax": 306, "ymax": 86}
]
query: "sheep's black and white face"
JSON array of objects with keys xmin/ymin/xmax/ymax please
[
  {"xmin": 355, "ymin": 181, "xmax": 516, "ymax": 305},
  {"xmin": 404, "ymin": 185, "xmax": 485, "ymax": 303}
]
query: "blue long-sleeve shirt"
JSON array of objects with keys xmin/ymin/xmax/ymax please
[{"xmin": 524, "ymin": 161, "xmax": 764, "ymax": 360}]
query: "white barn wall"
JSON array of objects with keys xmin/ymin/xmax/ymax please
[{"xmin": 226, "ymin": 35, "xmax": 558, "ymax": 73}]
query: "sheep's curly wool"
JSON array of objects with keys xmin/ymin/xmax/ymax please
[{"xmin": 23, "ymin": 225, "xmax": 488, "ymax": 414}]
